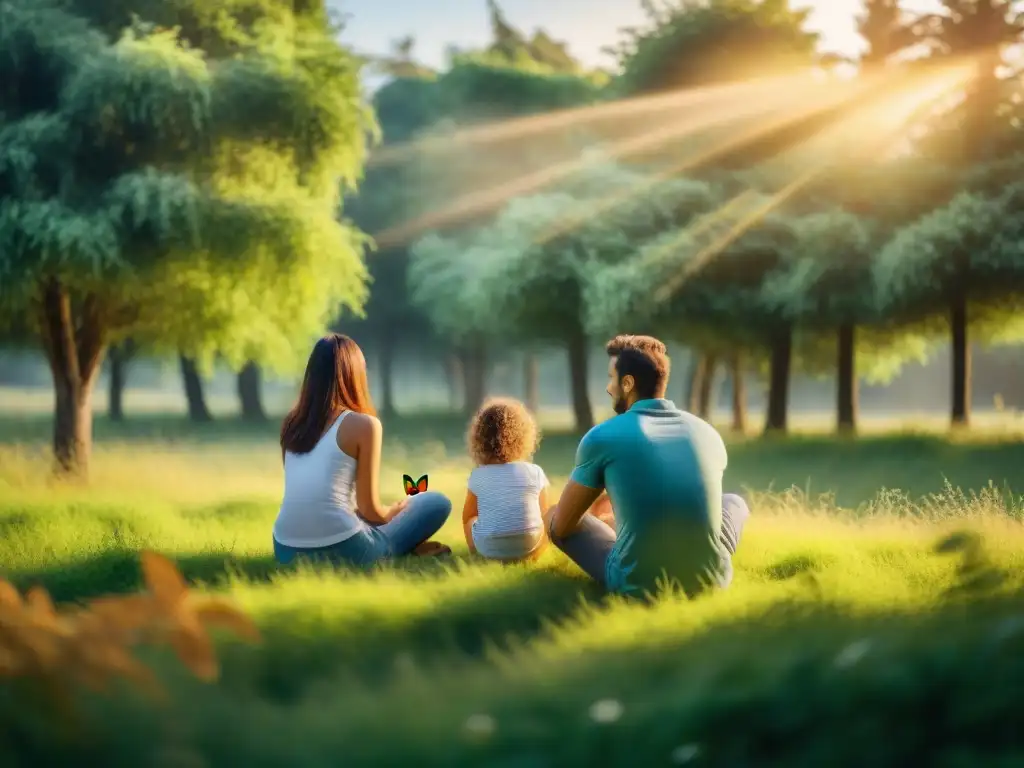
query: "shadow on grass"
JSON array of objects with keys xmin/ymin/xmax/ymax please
[
  {"xmin": 225, "ymin": 565, "xmax": 605, "ymax": 703},
  {"xmin": 763, "ymin": 553, "xmax": 822, "ymax": 582},
  {"xmin": 6, "ymin": 547, "xmax": 605, "ymax": 702},
  {"xmin": 5, "ymin": 548, "xmax": 281, "ymax": 604}
]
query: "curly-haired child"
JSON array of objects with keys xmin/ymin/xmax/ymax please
[{"xmin": 462, "ymin": 397, "xmax": 550, "ymax": 562}]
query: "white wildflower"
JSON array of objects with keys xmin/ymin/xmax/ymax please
[
  {"xmin": 671, "ymin": 743, "xmax": 702, "ymax": 764},
  {"xmin": 992, "ymin": 616, "xmax": 1024, "ymax": 644},
  {"xmin": 834, "ymin": 638, "xmax": 873, "ymax": 669},
  {"xmin": 392, "ymin": 652, "xmax": 416, "ymax": 674},
  {"xmin": 463, "ymin": 713, "xmax": 496, "ymax": 740},
  {"xmin": 588, "ymin": 698, "xmax": 624, "ymax": 724}
]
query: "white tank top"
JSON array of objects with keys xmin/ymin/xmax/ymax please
[{"xmin": 273, "ymin": 411, "xmax": 361, "ymax": 548}]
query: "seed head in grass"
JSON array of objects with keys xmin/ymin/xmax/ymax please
[{"xmin": 0, "ymin": 551, "xmax": 261, "ymax": 723}]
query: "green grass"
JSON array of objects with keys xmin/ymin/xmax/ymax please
[{"xmin": 3, "ymin": 394, "xmax": 1024, "ymax": 766}]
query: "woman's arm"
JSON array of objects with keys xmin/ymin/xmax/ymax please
[
  {"xmin": 461, "ymin": 490, "xmax": 479, "ymax": 554},
  {"xmin": 339, "ymin": 413, "xmax": 393, "ymax": 525}
]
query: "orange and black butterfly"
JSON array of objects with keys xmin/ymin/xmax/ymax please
[{"xmin": 403, "ymin": 474, "xmax": 428, "ymax": 496}]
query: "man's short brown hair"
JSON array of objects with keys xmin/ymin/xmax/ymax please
[{"xmin": 605, "ymin": 334, "xmax": 670, "ymax": 400}]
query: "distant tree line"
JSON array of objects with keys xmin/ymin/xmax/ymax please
[{"xmin": 5, "ymin": 0, "xmax": 1024, "ymax": 479}]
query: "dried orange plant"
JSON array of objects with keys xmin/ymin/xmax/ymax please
[{"xmin": 0, "ymin": 551, "xmax": 261, "ymax": 707}]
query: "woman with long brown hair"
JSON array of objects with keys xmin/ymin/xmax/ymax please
[{"xmin": 272, "ymin": 334, "xmax": 452, "ymax": 565}]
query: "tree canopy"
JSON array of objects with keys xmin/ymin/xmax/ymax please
[
  {"xmin": 0, "ymin": 0, "xmax": 374, "ymax": 474},
  {"xmin": 611, "ymin": 0, "xmax": 820, "ymax": 96}
]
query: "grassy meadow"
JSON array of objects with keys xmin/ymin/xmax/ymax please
[{"xmin": 3, "ymin": 386, "xmax": 1024, "ymax": 766}]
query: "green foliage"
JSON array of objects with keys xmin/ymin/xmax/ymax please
[
  {"xmin": 586, "ymin": 189, "xmax": 799, "ymax": 353},
  {"xmin": 349, "ymin": 27, "xmax": 602, "ymax": 349},
  {"xmin": 411, "ymin": 167, "xmax": 720, "ymax": 347},
  {"xmin": 874, "ymin": 185, "xmax": 1024, "ymax": 342},
  {"xmin": 857, "ymin": 0, "xmax": 918, "ymax": 66},
  {"xmin": 371, "ymin": 77, "xmax": 443, "ymax": 145},
  {"xmin": 407, "ymin": 229, "xmax": 505, "ymax": 343},
  {"xmin": 368, "ymin": 36, "xmax": 437, "ymax": 80},
  {"xmin": 0, "ymin": 0, "xmax": 374, "ymax": 374},
  {"xmin": 756, "ymin": 209, "xmax": 933, "ymax": 382},
  {"xmin": 437, "ymin": 59, "xmax": 603, "ymax": 123},
  {"xmin": 912, "ymin": 0, "xmax": 1024, "ymax": 58},
  {"xmin": 908, "ymin": 0, "xmax": 1024, "ymax": 166},
  {"xmin": 764, "ymin": 209, "xmax": 876, "ymax": 323},
  {"xmin": 478, "ymin": 0, "xmax": 586, "ymax": 75},
  {"xmin": 612, "ymin": 0, "xmax": 820, "ymax": 96}
]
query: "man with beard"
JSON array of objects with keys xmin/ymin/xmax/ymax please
[{"xmin": 545, "ymin": 334, "xmax": 750, "ymax": 596}]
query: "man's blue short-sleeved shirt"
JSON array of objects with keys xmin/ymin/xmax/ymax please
[{"xmin": 570, "ymin": 398, "xmax": 729, "ymax": 594}]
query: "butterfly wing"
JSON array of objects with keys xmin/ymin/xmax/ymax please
[
  {"xmin": 403, "ymin": 474, "xmax": 416, "ymax": 495},
  {"xmin": 416, "ymin": 474, "xmax": 429, "ymax": 493}
]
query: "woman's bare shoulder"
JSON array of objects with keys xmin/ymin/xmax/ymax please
[
  {"xmin": 340, "ymin": 411, "xmax": 381, "ymax": 437},
  {"xmin": 336, "ymin": 411, "xmax": 381, "ymax": 454}
]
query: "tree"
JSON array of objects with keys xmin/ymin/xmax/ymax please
[
  {"xmin": 236, "ymin": 361, "xmax": 266, "ymax": 421},
  {"xmin": 875, "ymin": 184, "xmax": 1024, "ymax": 426},
  {"xmin": 764, "ymin": 209, "xmax": 932, "ymax": 433},
  {"xmin": 482, "ymin": 1, "xmax": 580, "ymax": 74},
  {"xmin": 180, "ymin": 355, "xmax": 213, "ymax": 423},
  {"xmin": 372, "ymin": 46, "xmax": 603, "ymax": 415},
  {"xmin": 407, "ymin": 229, "xmax": 502, "ymax": 415},
  {"xmin": 345, "ymin": 75, "xmax": 442, "ymax": 417},
  {"xmin": 612, "ymin": 0, "xmax": 820, "ymax": 95},
  {"xmin": 485, "ymin": 0, "xmax": 529, "ymax": 65},
  {"xmin": 911, "ymin": 0, "xmax": 1024, "ymax": 162},
  {"xmin": 858, "ymin": 0, "xmax": 919, "ymax": 68},
  {"xmin": 0, "ymin": 0, "xmax": 373, "ymax": 476},
  {"xmin": 106, "ymin": 338, "xmax": 135, "ymax": 421},
  {"xmin": 369, "ymin": 36, "xmax": 436, "ymax": 80},
  {"xmin": 585, "ymin": 192, "xmax": 801, "ymax": 434},
  {"xmin": 352, "ymin": 18, "xmax": 603, "ymax": 417},
  {"xmin": 412, "ymin": 166, "xmax": 720, "ymax": 431}
]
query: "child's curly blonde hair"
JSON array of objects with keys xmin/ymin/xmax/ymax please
[{"xmin": 467, "ymin": 397, "xmax": 539, "ymax": 466}]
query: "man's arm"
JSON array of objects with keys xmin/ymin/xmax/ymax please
[
  {"xmin": 548, "ymin": 480, "xmax": 603, "ymax": 539},
  {"xmin": 548, "ymin": 429, "xmax": 607, "ymax": 539}
]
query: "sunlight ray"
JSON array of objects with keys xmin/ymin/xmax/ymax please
[
  {"xmin": 368, "ymin": 70, "xmax": 821, "ymax": 168},
  {"xmin": 649, "ymin": 61, "xmax": 980, "ymax": 306},
  {"xmin": 374, "ymin": 74, "xmax": 872, "ymax": 248},
  {"xmin": 529, "ymin": 72, "xmax": 894, "ymax": 249}
]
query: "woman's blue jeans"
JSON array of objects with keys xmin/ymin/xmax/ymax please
[{"xmin": 273, "ymin": 491, "xmax": 452, "ymax": 567}]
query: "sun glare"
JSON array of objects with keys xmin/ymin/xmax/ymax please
[
  {"xmin": 372, "ymin": 46, "xmax": 986, "ymax": 257},
  {"xmin": 374, "ymin": 70, "xmax": 826, "ymax": 248},
  {"xmin": 648, "ymin": 58, "xmax": 981, "ymax": 305}
]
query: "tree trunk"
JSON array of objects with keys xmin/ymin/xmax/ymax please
[
  {"xmin": 523, "ymin": 352, "xmax": 540, "ymax": 414},
  {"xmin": 445, "ymin": 353, "xmax": 462, "ymax": 412},
  {"xmin": 461, "ymin": 344, "xmax": 487, "ymax": 416},
  {"xmin": 764, "ymin": 328, "xmax": 792, "ymax": 435},
  {"xmin": 730, "ymin": 352, "xmax": 747, "ymax": 434},
  {"xmin": 696, "ymin": 354, "xmax": 718, "ymax": 420},
  {"xmin": 107, "ymin": 342, "xmax": 129, "ymax": 422},
  {"xmin": 180, "ymin": 356, "xmax": 213, "ymax": 422},
  {"xmin": 950, "ymin": 290, "xmax": 970, "ymax": 427},
  {"xmin": 566, "ymin": 332, "xmax": 594, "ymax": 432},
  {"xmin": 39, "ymin": 280, "xmax": 106, "ymax": 478},
  {"xmin": 379, "ymin": 332, "xmax": 397, "ymax": 419},
  {"xmin": 836, "ymin": 323, "xmax": 858, "ymax": 434},
  {"xmin": 684, "ymin": 353, "xmax": 708, "ymax": 413},
  {"xmin": 237, "ymin": 361, "xmax": 266, "ymax": 422}
]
